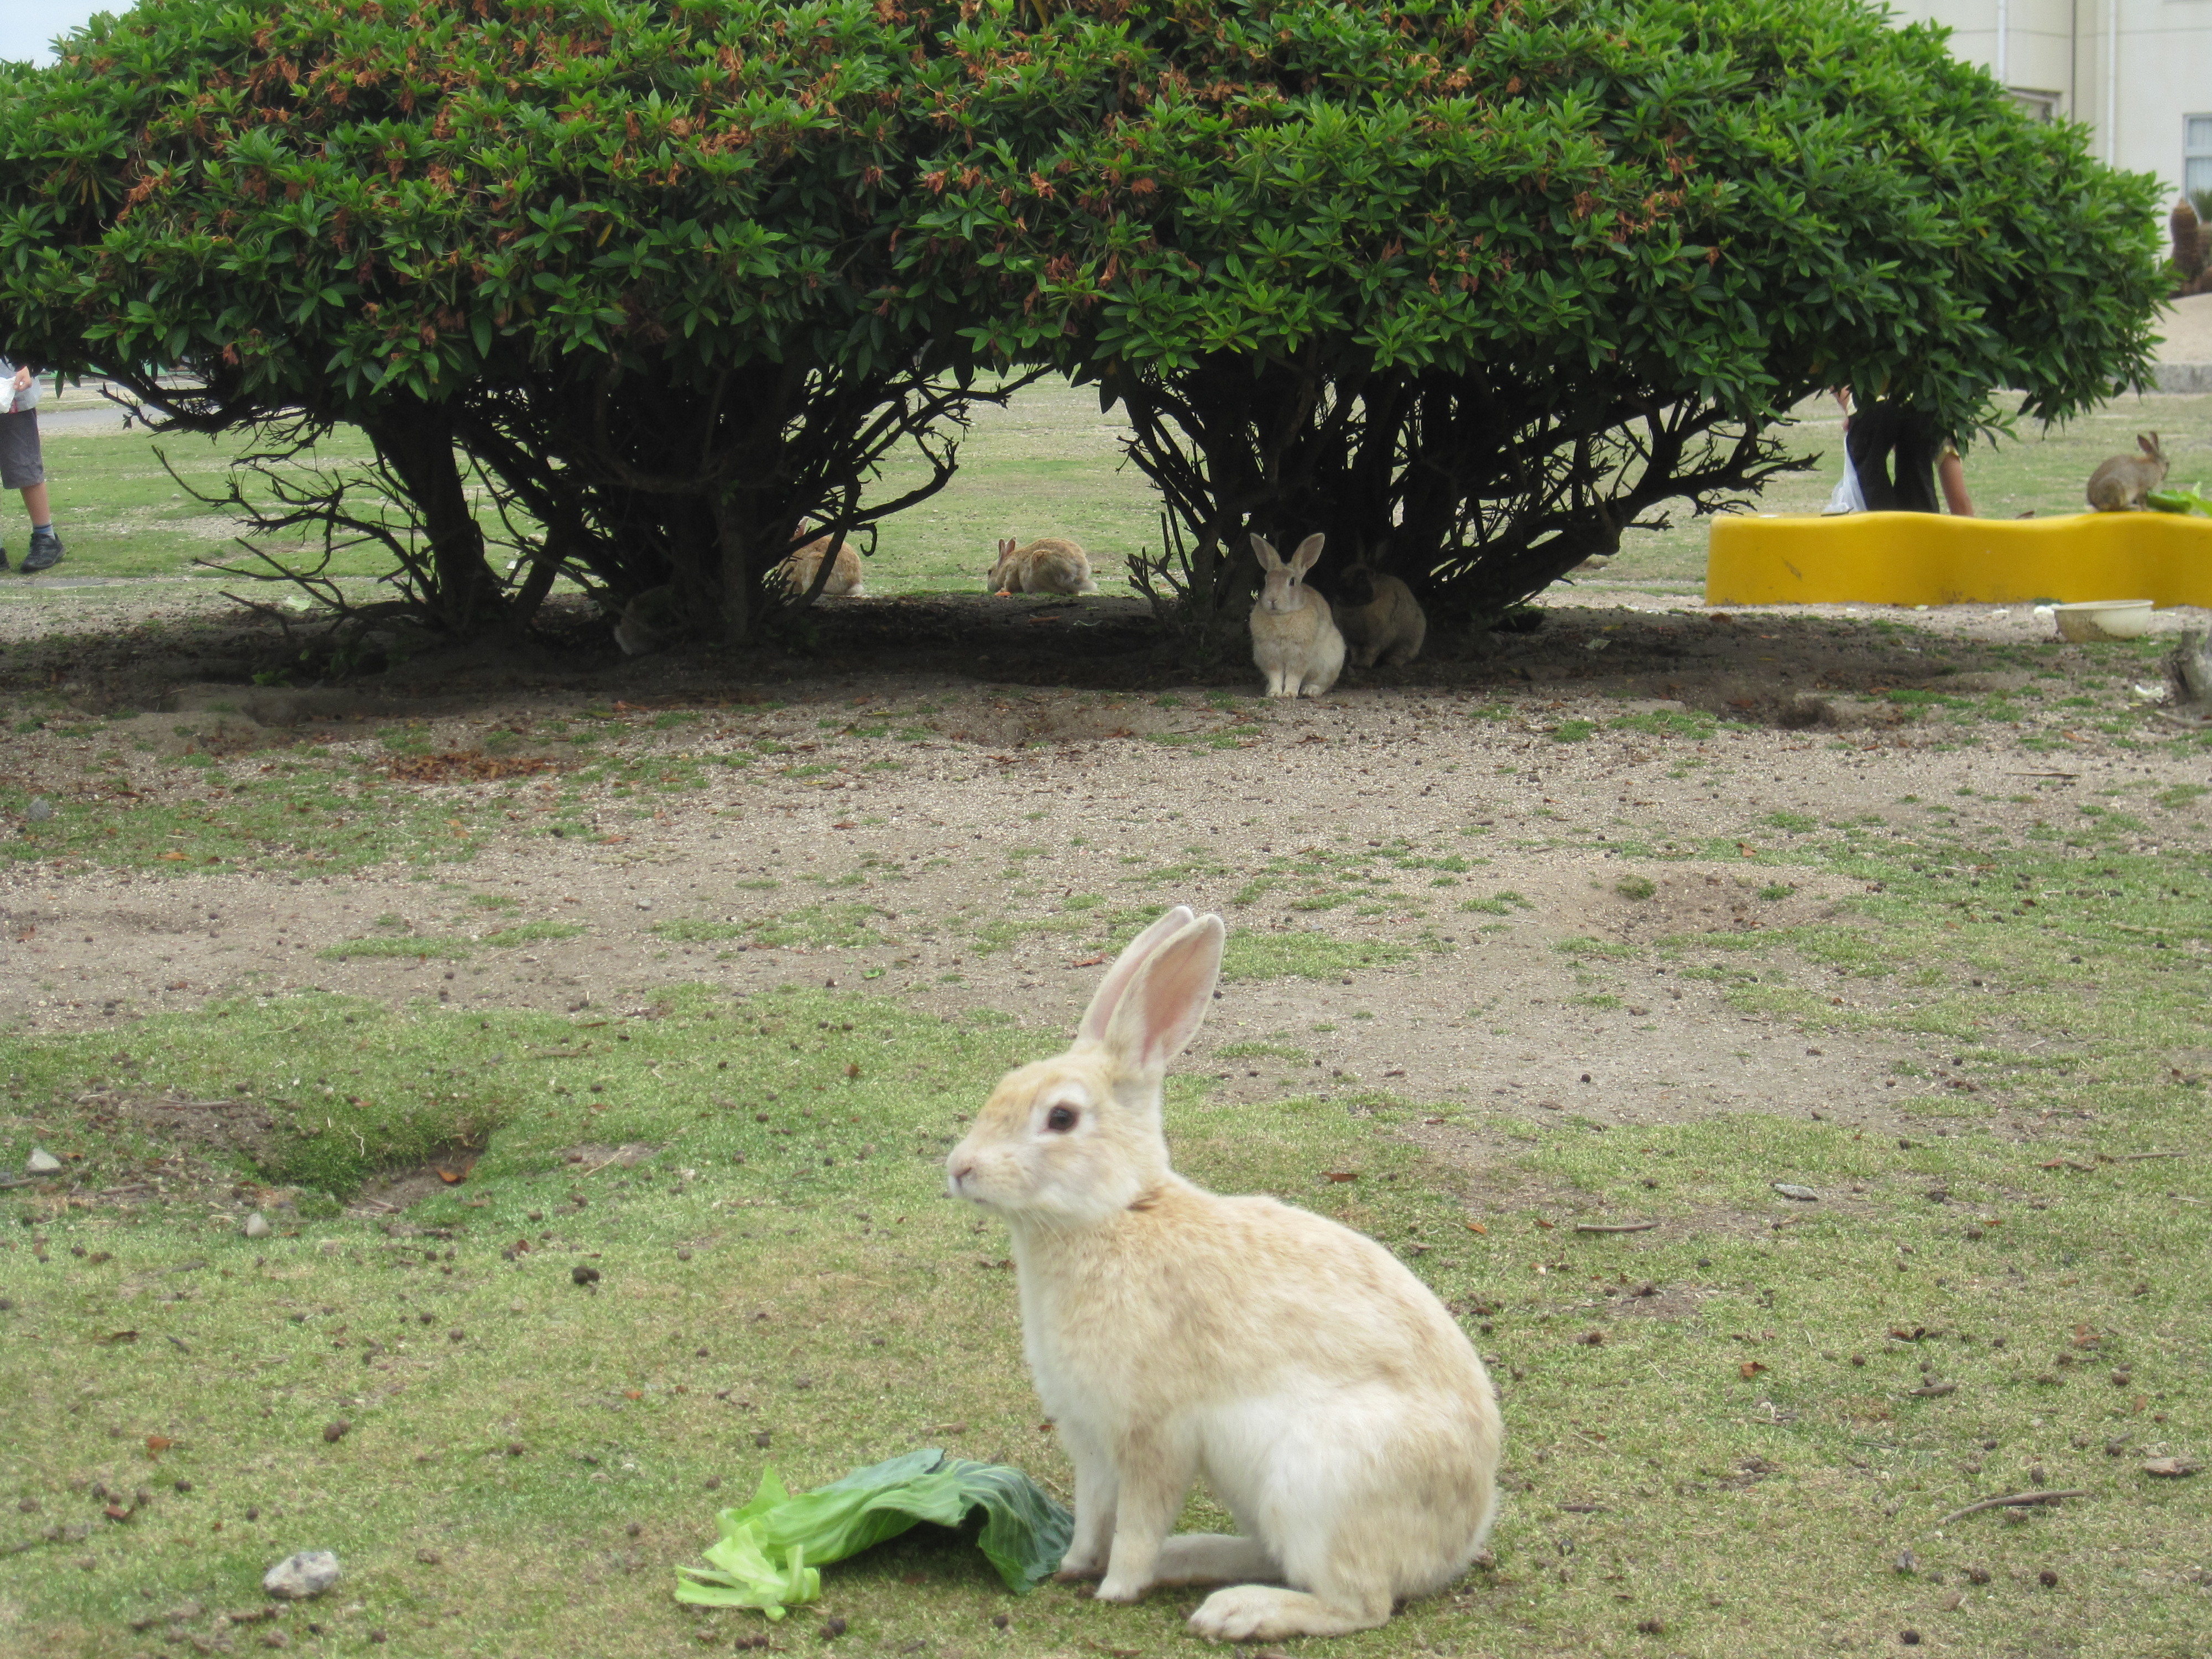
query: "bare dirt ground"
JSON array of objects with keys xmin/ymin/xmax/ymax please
[{"xmin": 6, "ymin": 579, "xmax": 2206, "ymax": 1182}]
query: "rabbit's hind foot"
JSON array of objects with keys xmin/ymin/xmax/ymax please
[{"xmin": 1187, "ymin": 1582, "xmax": 1389, "ymax": 1641}]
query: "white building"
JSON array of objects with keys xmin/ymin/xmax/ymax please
[{"xmin": 1890, "ymin": 0, "xmax": 2211, "ymax": 204}]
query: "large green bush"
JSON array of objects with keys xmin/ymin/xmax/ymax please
[
  {"xmin": 0, "ymin": 0, "xmax": 1009, "ymax": 637},
  {"xmin": 933, "ymin": 0, "xmax": 2167, "ymax": 618},
  {"xmin": 0, "ymin": 0, "xmax": 2167, "ymax": 640}
]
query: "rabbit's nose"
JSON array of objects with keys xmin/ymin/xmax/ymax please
[{"xmin": 952, "ymin": 1161, "xmax": 975, "ymax": 1185}]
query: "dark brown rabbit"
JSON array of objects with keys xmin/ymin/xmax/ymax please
[{"xmin": 1332, "ymin": 565, "xmax": 1427, "ymax": 669}]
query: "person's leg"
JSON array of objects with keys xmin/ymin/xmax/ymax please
[
  {"xmin": 1937, "ymin": 451, "xmax": 1974, "ymax": 517},
  {"xmin": 10, "ymin": 413, "xmax": 61, "ymax": 571}
]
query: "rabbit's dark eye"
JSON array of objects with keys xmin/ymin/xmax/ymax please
[{"xmin": 1045, "ymin": 1105, "xmax": 1079, "ymax": 1134}]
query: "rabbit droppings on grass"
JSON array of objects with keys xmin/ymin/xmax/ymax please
[
  {"xmin": 1248, "ymin": 533, "xmax": 1345, "ymax": 698},
  {"xmin": 948, "ymin": 908, "xmax": 1503, "ymax": 1641},
  {"xmin": 988, "ymin": 536, "xmax": 1100, "ymax": 596},
  {"xmin": 2086, "ymin": 432, "xmax": 2167, "ymax": 512},
  {"xmin": 1333, "ymin": 563, "xmax": 1427, "ymax": 670}
]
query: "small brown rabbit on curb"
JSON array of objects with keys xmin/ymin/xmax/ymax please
[
  {"xmin": 1333, "ymin": 563, "xmax": 1427, "ymax": 669},
  {"xmin": 778, "ymin": 529, "xmax": 866, "ymax": 598},
  {"xmin": 989, "ymin": 537, "xmax": 1099, "ymax": 596},
  {"xmin": 1248, "ymin": 533, "xmax": 1344, "ymax": 698},
  {"xmin": 947, "ymin": 907, "xmax": 1502, "ymax": 1640},
  {"xmin": 2086, "ymin": 433, "xmax": 2167, "ymax": 512}
]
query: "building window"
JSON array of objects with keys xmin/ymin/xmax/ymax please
[
  {"xmin": 2008, "ymin": 89, "xmax": 2058, "ymax": 123},
  {"xmin": 2190, "ymin": 115, "xmax": 2212, "ymax": 207}
]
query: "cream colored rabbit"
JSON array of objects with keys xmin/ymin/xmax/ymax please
[
  {"xmin": 778, "ymin": 528, "xmax": 866, "ymax": 597},
  {"xmin": 1248, "ymin": 533, "xmax": 1344, "ymax": 698},
  {"xmin": 1333, "ymin": 563, "xmax": 1427, "ymax": 669},
  {"xmin": 2086, "ymin": 432, "xmax": 2167, "ymax": 512},
  {"xmin": 988, "ymin": 536, "xmax": 1099, "ymax": 596},
  {"xmin": 947, "ymin": 907, "xmax": 1502, "ymax": 1642}
]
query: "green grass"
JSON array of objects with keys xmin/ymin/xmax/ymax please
[
  {"xmin": 2, "ymin": 957, "xmax": 2205, "ymax": 1657},
  {"xmin": 479, "ymin": 921, "xmax": 588, "ymax": 948},
  {"xmin": 2, "ymin": 763, "xmax": 492, "ymax": 877},
  {"xmin": 1219, "ymin": 931, "xmax": 1422, "ymax": 980},
  {"xmin": 1460, "ymin": 889, "xmax": 1535, "ymax": 916}
]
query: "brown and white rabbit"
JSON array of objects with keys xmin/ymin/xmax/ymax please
[
  {"xmin": 947, "ymin": 907, "xmax": 1502, "ymax": 1641},
  {"xmin": 1333, "ymin": 563, "xmax": 1427, "ymax": 669},
  {"xmin": 2086, "ymin": 433, "xmax": 2167, "ymax": 512},
  {"xmin": 1248, "ymin": 533, "xmax": 1344, "ymax": 698},
  {"xmin": 988, "ymin": 536, "xmax": 1099, "ymax": 596},
  {"xmin": 778, "ymin": 528, "xmax": 866, "ymax": 598}
]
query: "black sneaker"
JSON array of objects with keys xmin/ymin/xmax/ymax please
[
  {"xmin": 0, "ymin": 544, "xmax": 9, "ymax": 572},
  {"xmin": 20, "ymin": 528, "xmax": 62, "ymax": 573}
]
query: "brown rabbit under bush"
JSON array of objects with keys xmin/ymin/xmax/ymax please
[
  {"xmin": 1333, "ymin": 564, "xmax": 1426, "ymax": 669},
  {"xmin": 988, "ymin": 537, "xmax": 1098, "ymax": 596},
  {"xmin": 778, "ymin": 529, "xmax": 866, "ymax": 597}
]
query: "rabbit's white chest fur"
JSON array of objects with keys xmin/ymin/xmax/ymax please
[{"xmin": 1009, "ymin": 1180, "xmax": 1499, "ymax": 1566}]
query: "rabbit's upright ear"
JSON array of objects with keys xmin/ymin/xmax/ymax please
[
  {"xmin": 1103, "ymin": 913, "xmax": 1226, "ymax": 1077},
  {"xmin": 2143, "ymin": 432, "xmax": 2162, "ymax": 457},
  {"xmin": 1077, "ymin": 905, "xmax": 1196, "ymax": 1044},
  {"xmin": 1291, "ymin": 534, "xmax": 1326, "ymax": 573},
  {"xmin": 1250, "ymin": 534, "xmax": 1283, "ymax": 571}
]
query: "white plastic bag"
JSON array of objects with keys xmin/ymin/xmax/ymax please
[
  {"xmin": 0, "ymin": 359, "xmax": 35, "ymax": 415},
  {"xmin": 1823, "ymin": 445, "xmax": 1865, "ymax": 515}
]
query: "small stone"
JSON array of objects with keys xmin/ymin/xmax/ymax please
[
  {"xmin": 262, "ymin": 1630, "xmax": 289, "ymax": 1649},
  {"xmin": 676, "ymin": 1249, "xmax": 692, "ymax": 1262},
  {"xmin": 174, "ymin": 1480, "xmax": 193, "ymax": 1494},
  {"xmin": 262, "ymin": 1551, "xmax": 341, "ymax": 1600},
  {"xmin": 992, "ymin": 1614, "xmax": 1011, "ymax": 1630},
  {"xmin": 821, "ymin": 1616, "xmax": 847, "ymax": 1639},
  {"xmin": 1771, "ymin": 1182, "xmax": 1819, "ymax": 1202},
  {"xmin": 416, "ymin": 1548, "xmax": 441, "ymax": 1565},
  {"xmin": 27, "ymin": 797, "xmax": 54, "ymax": 823},
  {"xmin": 1965, "ymin": 1566, "xmax": 1991, "ymax": 1585},
  {"xmin": 322, "ymin": 1420, "xmax": 350, "ymax": 1443},
  {"xmin": 571, "ymin": 1265, "xmax": 600, "ymax": 1286},
  {"xmin": 25, "ymin": 1148, "xmax": 62, "ymax": 1176},
  {"xmin": 243, "ymin": 1213, "xmax": 272, "ymax": 1240},
  {"xmin": 1893, "ymin": 1549, "xmax": 1916, "ymax": 1574},
  {"xmin": 2038, "ymin": 1569, "xmax": 2058, "ymax": 1587},
  {"xmin": 753, "ymin": 1431, "xmax": 771, "ymax": 1449},
  {"xmin": 1900, "ymin": 1631, "xmax": 1921, "ymax": 1647},
  {"xmin": 2143, "ymin": 1457, "xmax": 2198, "ymax": 1478}
]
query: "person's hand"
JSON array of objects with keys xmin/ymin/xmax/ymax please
[{"xmin": 9, "ymin": 367, "xmax": 28, "ymax": 392}]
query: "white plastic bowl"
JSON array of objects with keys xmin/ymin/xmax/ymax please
[{"xmin": 2052, "ymin": 599, "xmax": 2153, "ymax": 643}]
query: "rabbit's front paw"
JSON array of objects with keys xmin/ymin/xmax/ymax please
[
  {"xmin": 1052, "ymin": 1554, "xmax": 1105, "ymax": 1583},
  {"xmin": 1093, "ymin": 1573, "xmax": 1152, "ymax": 1603}
]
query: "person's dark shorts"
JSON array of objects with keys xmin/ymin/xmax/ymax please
[{"xmin": 0, "ymin": 410, "xmax": 43, "ymax": 491}]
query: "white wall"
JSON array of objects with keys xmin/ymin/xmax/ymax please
[{"xmin": 1887, "ymin": 0, "xmax": 2212, "ymax": 199}]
